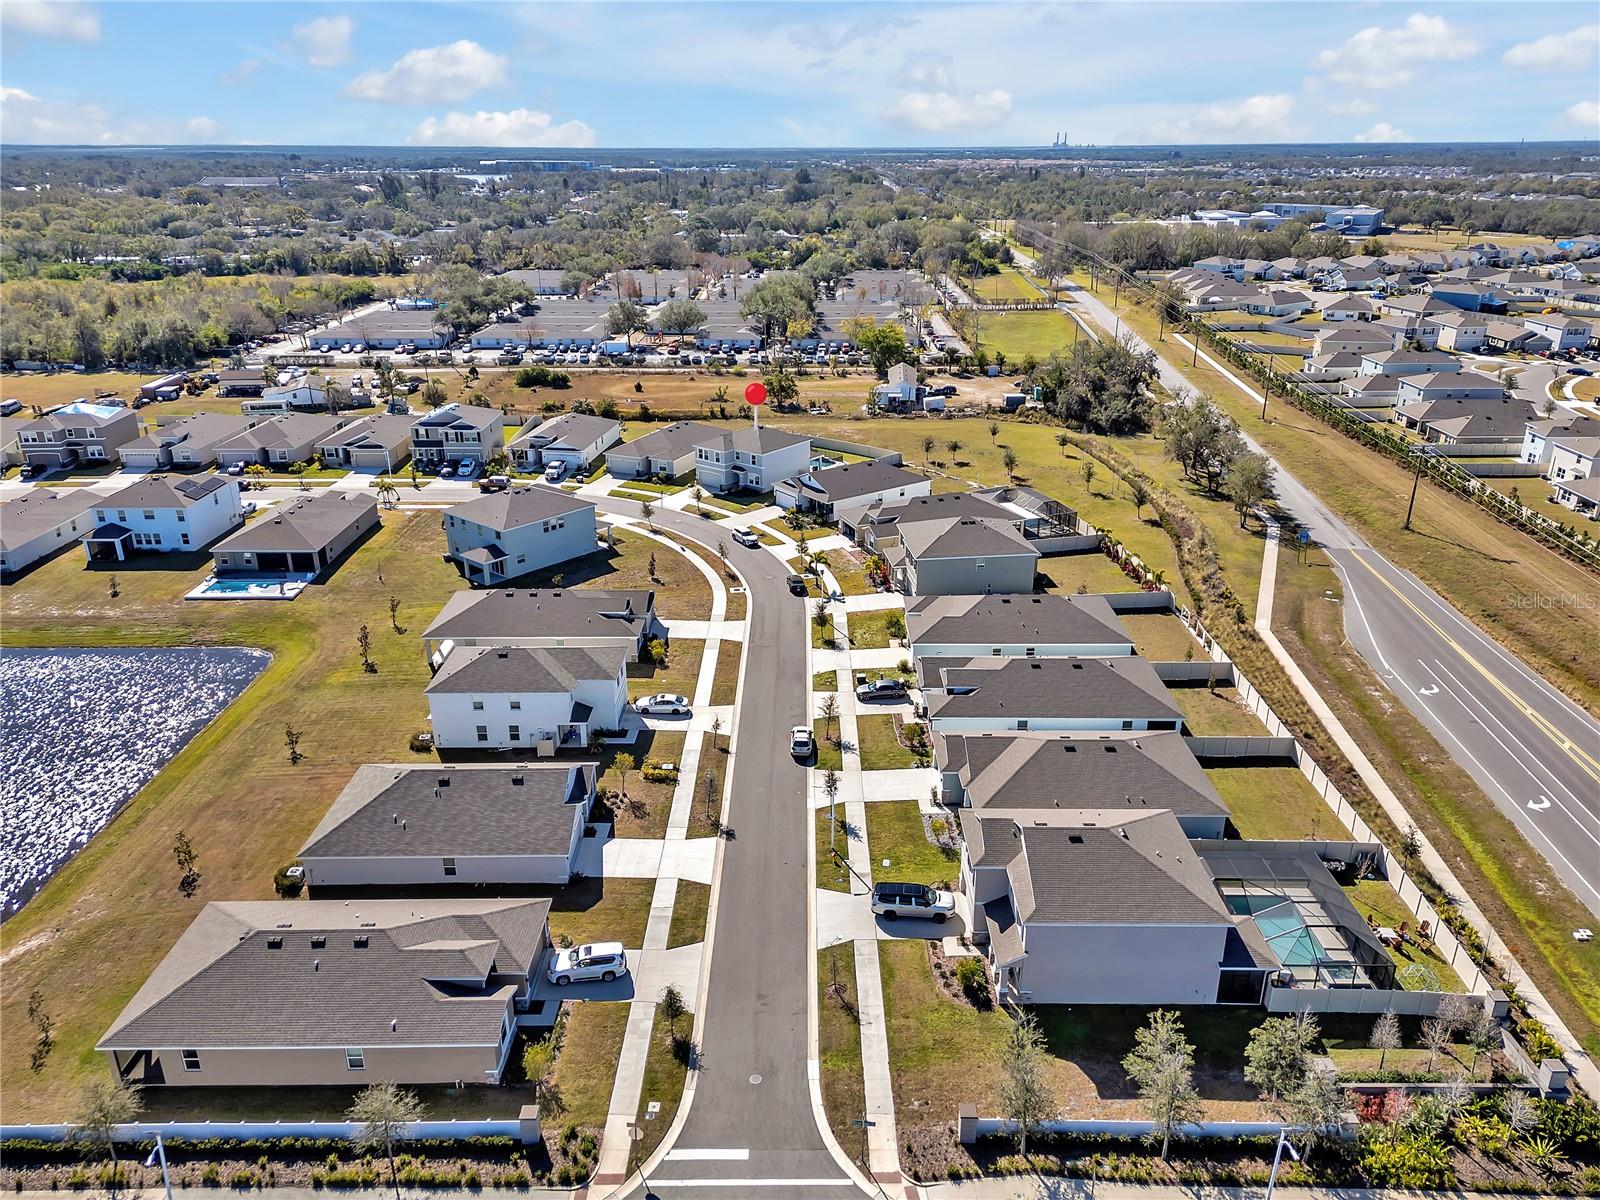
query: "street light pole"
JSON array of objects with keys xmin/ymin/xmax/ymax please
[
  {"xmin": 144, "ymin": 1135, "xmax": 173, "ymax": 1200},
  {"xmin": 1265, "ymin": 1127, "xmax": 1301, "ymax": 1199}
]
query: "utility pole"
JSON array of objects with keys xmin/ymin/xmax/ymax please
[
  {"xmin": 1260, "ymin": 380, "xmax": 1270, "ymax": 422},
  {"xmin": 1404, "ymin": 447, "xmax": 1429, "ymax": 530}
]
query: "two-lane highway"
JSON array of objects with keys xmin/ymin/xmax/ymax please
[{"xmin": 596, "ymin": 500, "xmax": 862, "ymax": 1199}]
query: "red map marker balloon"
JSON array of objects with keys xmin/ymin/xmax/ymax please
[{"xmin": 744, "ymin": 381, "xmax": 767, "ymax": 405}]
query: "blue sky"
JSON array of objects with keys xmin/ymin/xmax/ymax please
[{"xmin": 1, "ymin": 1, "xmax": 1596, "ymax": 147}]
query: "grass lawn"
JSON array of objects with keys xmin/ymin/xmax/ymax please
[
  {"xmin": 0, "ymin": 369, "xmax": 149, "ymax": 408},
  {"xmin": 977, "ymin": 309, "xmax": 1078, "ymax": 363},
  {"xmin": 1346, "ymin": 880, "xmax": 1468, "ymax": 993},
  {"xmin": 685, "ymin": 732, "xmax": 724, "ymax": 839},
  {"xmin": 549, "ymin": 877, "xmax": 656, "ymax": 949},
  {"xmin": 816, "ymin": 808, "xmax": 854, "ymax": 892},
  {"xmin": 766, "ymin": 522, "xmax": 833, "ymax": 543},
  {"xmin": 1038, "ymin": 552, "xmax": 1142, "ymax": 596},
  {"xmin": 812, "ymin": 719, "xmax": 844, "ymax": 771},
  {"xmin": 865, "ymin": 801, "xmax": 958, "ymax": 886},
  {"xmin": 855, "ymin": 714, "xmax": 928, "ymax": 771},
  {"xmin": 1173, "ymin": 685, "xmax": 1271, "ymax": 737},
  {"xmin": 709, "ymin": 639, "xmax": 742, "ymax": 705},
  {"xmin": 667, "ymin": 880, "xmax": 711, "ymax": 948},
  {"xmin": 845, "ymin": 608, "xmax": 902, "ymax": 650},
  {"xmin": 1572, "ymin": 376, "xmax": 1600, "ymax": 404},
  {"xmin": 594, "ymin": 730, "xmax": 686, "ymax": 839},
  {"xmin": 1121, "ymin": 611, "xmax": 1201, "ymax": 662},
  {"xmin": 811, "ymin": 612, "xmax": 839, "ymax": 649},
  {"xmin": 627, "ymin": 638, "xmax": 704, "ymax": 701},
  {"xmin": 823, "ymin": 548, "xmax": 876, "ymax": 596},
  {"xmin": 1208, "ymin": 766, "xmax": 1353, "ymax": 841},
  {"xmin": 965, "ymin": 266, "xmax": 1044, "ymax": 302},
  {"xmin": 817, "ymin": 945, "xmax": 866, "ymax": 1159},
  {"xmin": 812, "ymin": 668, "xmax": 839, "ymax": 691},
  {"xmin": 630, "ymin": 1010, "xmax": 691, "ymax": 1170},
  {"xmin": 554, "ymin": 1001, "xmax": 631, "ymax": 1128},
  {"xmin": 510, "ymin": 529, "xmax": 711, "ymax": 622},
  {"xmin": 0, "ymin": 509, "xmax": 485, "ymax": 1120}
]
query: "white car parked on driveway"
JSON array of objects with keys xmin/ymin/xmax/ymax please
[
  {"xmin": 547, "ymin": 942, "xmax": 629, "ymax": 986},
  {"xmin": 731, "ymin": 528, "xmax": 761, "ymax": 548},
  {"xmin": 636, "ymin": 693, "xmax": 691, "ymax": 715},
  {"xmin": 871, "ymin": 882, "xmax": 956, "ymax": 923}
]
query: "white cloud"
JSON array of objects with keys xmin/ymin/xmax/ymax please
[
  {"xmin": 1354, "ymin": 122, "xmax": 1415, "ymax": 143},
  {"xmin": 219, "ymin": 59, "xmax": 260, "ymax": 86},
  {"xmin": 1504, "ymin": 24, "xmax": 1599, "ymax": 72},
  {"xmin": 292, "ymin": 15, "xmax": 354, "ymax": 69},
  {"xmin": 894, "ymin": 56, "xmax": 953, "ymax": 91},
  {"xmin": 1, "ymin": 1, "xmax": 100, "ymax": 42},
  {"xmin": 1326, "ymin": 98, "xmax": 1375, "ymax": 117},
  {"xmin": 347, "ymin": 40, "xmax": 508, "ymax": 105},
  {"xmin": 1565, "ymin": 99, "xmax": 1600, "ymax": 130},
  {"xmin": 0, "ymin": 87, "xmax": 220, "ymax": 144},
  {"xmin": 1311, "ymin": 13, "xmax": 1478, "ymax": 89},
  {"xmin": 407, "ymin": 107, "xmax": 596, "ymax": 147},
  {"xmin": 881, "ymin": 88, "xmax": 1012, "ymax": 133},
  {"xmin": 1146, "ymin": 94, "xmax": 1296, "ymax": 143}
]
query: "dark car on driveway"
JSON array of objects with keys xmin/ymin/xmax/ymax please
[{"xmin": 855, "ymin": 677, "xmax": 908, "ymax": 702}]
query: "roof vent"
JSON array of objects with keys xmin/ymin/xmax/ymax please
[
  {"xmin": 1104, "ymin": 745, "xmax": 1118, "ymax": 753},
  {"xmin": 1061, "ymin": 744, "xmax": 1077, "ymax": 753},
  {"xmin": 390, "ymin": 1019, "xmax": 399, "ymax": 1032},
  {"xmin": 313, "ymin": 959, "xmax": 321, "ymax": 971},
  {"xmin": 1068, "ymin": 834, "xmax": 1084, "ymax": 844},
  {"xmin": 512, "ymin": 775, "xmax": 525, "ymax": 786},
  {"xmin": 266, "ymin": 936, "xmax": 283, "ymax": 949},
  {"xmin": 496, "ymin": 650, "xmax": 509, "ymax": 659},
  {"xmin": 311, "ymin": 936, "xmax": 326, "ymax": 949},
  {"xmin": 354, "ymin": 936, "xmax": 370, "ymax": 949},
  {"xmin": 438, "ymin": 777, "xmax": 450, "ymax": 787},
  {"xmin": 1029, "ymin": 662, "xmax": 1042, "ymax": 670},
  {"xmin": 1117, "ymin": 828, "xmax": 1129, "ymax": 839},
  {"xmin": 1071, "ymin": 662, "xmax": 1084, "ymax": 669}
]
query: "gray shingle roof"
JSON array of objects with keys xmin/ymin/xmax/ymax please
[
  {"xmin": 0, "ymin": 489, "xmax": 97, "ymax": 552},
  {"xmin": 446, "ymin": 485, "xmax": 595, "ymax": 532},
  {"xmin": 300, "ymin": 764, "xmax": 594, "ymax": 859},
  {"xmin": 611, "ymin": 421, "xmax": 720, "ymax": 461},
  {"xmin": 510, "ymin": 412, "xmax": 620, "ymax": 452},
  {"xmin": 941, "ymin": 730, "xmax": 1226, "ymax": 818},
  {"xmin": 99, "ymin": 899, "xmax": 550, "ymax": 1050},
  {"xmin": 317, "ymin": 413, "xmax": 416, "ymax": 452},
  {"xmin": 426, "ymin": 644, "xmax": 626, "ymax": 694},
  {"xmin": 122, "ymin": 413, "xmax": 256, "ymax": 453},
  {"xmin": 799, "ymin": 460, "xmax": 927, "ymax": 504},
  {"xmin": 907, "ymin": 594, "xmax": 1130, "ymax": 651},
  {"xmin": 698, "ymin": 425, "xmax": 810, "ymax": 456},
  {"xmin": 927, "ymin": 657, "xmax": 1180, "ymax": 722},
  {"xmin": 1006, "ymin": 809, "xmax": 1230, "ymax": 925},
  {"xmin": 97, "ymin": 474, "xmax": 233, "ymax": 510},
  {"xmin": 901, "ymin": 516, "xmax": 1036, "ymax": 560},
  {"xmin": 215, "ymin": 414, "xmax": 344, "ymax": 453},
  {"xmin": 211, "ymin": 491, "xmax": 377, "ymax": 554},
  {"xmin": 423, "ymin": 587, "xmax": 655, "ymax": 643}
]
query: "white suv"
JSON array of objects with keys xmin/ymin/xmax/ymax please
[
  {"xmin": 547, "ymin": 942, "xmax": 628, "ymax": 986},
  {"xmin": 871, "ymin": 882, "xmax": 956, "ymax": 923}
]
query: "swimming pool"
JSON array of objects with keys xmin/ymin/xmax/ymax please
[{"xmin": 186, "ymin": 573, "xmax": 310, "ymax": 601}]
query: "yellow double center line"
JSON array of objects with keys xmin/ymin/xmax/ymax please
[{"xmin": 1349, "ymin": 550, "xmax": 1600, "ymax": 788}]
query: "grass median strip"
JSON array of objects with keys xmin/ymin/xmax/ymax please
[
  {"xmin": 630, "ymin": 1009, "xmax": 691, "ymax": 1170},
  {"xmin": 817, "ymin": 944, "xmax": 866, "ymax": 1159},
  {"xmin": 668, "ymin": 880, "xmax": 711, "ymax": 948}
]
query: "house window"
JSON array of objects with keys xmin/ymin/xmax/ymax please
[
  {"xmin": 143, "ymin": 510, "xmax": 155, "ymax": 521},
  {"xmin": 508, "ymin": 724, "xmax": 521, "ymax": 742},
  {"xmin": 176, "ymin": 510, "xmax": 186, "ymax": 523},
  {"xmin": 181, "ymin": 534, "xmax": 190, "ymax": 545},
  {"xmin": 472, "ymin": 699, "xmax": 485, "ymax": 710},
  {"xmin": 442, "ymin": 857, "xmax": 457, "ymax": 877},
  {"xmin": 346, "ymin": 1048, "xmax": 365, "ymax": 1071},
  {"xmin": 509, "ymin": 699, "xmax": 521, "ymax": 710},
  {"xmin": 1016, "ymin": 720, "xmax": 1029, "ymax": 732},
  {"xmin": 476, "ymin": 725, "xmax": 489, "ymax": 743},
  {"xmin": 1025, "ymin": 648, "xmax": 1037, "ymax": 657},
  {"xmin": 1122, "ymin": 720, "xmax": 1134, "ymax": 730},
  {"xmin": 116, "ymin": 510, "xmax": 126, "ymax": 522},
  {"xmin": 181, "ymin": 1049, "xmax": 201, "ymax": 1072}
]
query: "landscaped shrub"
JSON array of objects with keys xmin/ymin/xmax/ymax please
[{"xmin": 954, "ymin": 956, "xmax": 987, "ymax": 1000}]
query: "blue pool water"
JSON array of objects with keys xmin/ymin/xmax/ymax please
[{"xmin": 0, "ymin": 646, "xmax": 269, "ymax": 917}]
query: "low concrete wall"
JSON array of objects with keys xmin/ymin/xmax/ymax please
[
  {"xmin": 810, "ymin": 435, "xmax": 899, "ymax": 465},
  {"xmin": 1103, "ymin": 590, "xmax": 1176, "ymax": 614},
  {"xmin": 1, "ymin": 1120, "xmax": 520, "ymax": 1143},
  {"xmin": 1032, "ymin": 533, "xmax": 1104, "ymax": 554},
  {"xmin": 962, "ymin": 1116, "xmax": 1335, "ymax": 1143}
]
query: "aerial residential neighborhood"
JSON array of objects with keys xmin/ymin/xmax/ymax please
[{"xmin": 2, "ymin": 6, "xmax": 1600, "ymax": 1199}]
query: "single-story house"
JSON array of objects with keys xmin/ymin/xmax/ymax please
[
  {"xmin": 1241, "ymin": 289, "xmax": 1313, "ymax": 317},
  {"xmin": 210, "ymin": 491, "xmax": 379, "ymax": 576},
  {"xmin": 508, "ymin": 413, "xmax": 620, "ymax": 474},
  {"xmin": 317, "ymin": 413, "xmax": 415, "ymax": 472},
  {"xmin": 605, "ymin": 421, "xmax": 719, "ymax": 482},
  {"xmin": 693, "ymin": 425, "xmax": 812, "ymax": 494},
  {"xmin": 212, "ymin": 414, "xmax": 346, "ymax": 470},
  {"xmin": 1359, "ymin": 349, "xmax": 1461, "ymax": 378},
  {"xmin": 309, "ymin": 310, "xmax": 447, "ymax": 351},
  {"xmin": 1314, "ymin": 326, "xmax": 1395, "ymax": 357},
  {"xmin": 0, "ymin": 415, "xmax": 21, "ymax": 468},
  {"xmin": 774, "ymin": 460, "xmax": 932, "ymax": 517},
  {"xmin": 1379, "ymin": 294, "xmax": 1455, "ymax": 320},
  {"xmin": 1305, "ymin": 351, "xmax": 1365, "ymax": 379},
  {"xmin": 299, "ymin": 763, "xmax": 596, "ymax": 892},
  {"xmin": 425, "ymin": 644, "xmax": 630, "ymax": 752},
  {"xmin": 1429, "ymin": 282, "xmax": 1510, "ymax": 312},
  {"xmin": 246, "ymin": 381, "xmax": 331, "ymax": 415},
  {"xmin": 907, "ymin": 593, "xmax": 1134, "ymax": 660},
  {"xmin": 442, "ymin": 487, "xmax": 599, "ymax": 586},
  {"xmin": 1321, "ymin": 265, "xmax": 1383, "ymax": 292},
  {"xmin": 923, "ymin": 656, "xmax": 1183, "ymax": 733},
  {"xmin": 1320, "ymin": 295, "xmax": 1377, "ymax": 322},
  {"xmin": 884, "ymin": 516, "xmax": 1039, "ymax": 596},
  {"xmin": 422, "ymin": 587, "xmax": 661, "ymax": 665},
  {"xmin": 872, "ymin": 362, "xmax": 920, "ymax": 409},
  {"xmin": 1392, "ymin": 373, "xmax": 1510, "ymax": 406},
  {"xmin": 119, "ymin": 413, "xmax": 260, "ymax": 471},
  {"xmin": 1552, "ymin": 474, "xmax": 1600, "ymax": 518},
  {"xmin": 964, "ymin": 807, "xmax": 1235, "ymax": 1006},
  {"xmin": 1396, "ymin": 395, "xmax": 1531, "ymax": 443},
  {"xmin": 939, "ymin": 729, "xmax": 1228, "ymax": 839},
  {"xmin": 0, "ymin": 488, "xmax": 97, "ymax": 575},
  {"xmin": 410, "ymin": 403, "xmax": 505, "ymax": 470},
  {"xmin": 15, "ymin": 403, "xmax": 140, "ymax": 471},
  {"xmin": 97, "ymin": 899, "xmax": 550, "ymax": 1087},
  {"xmin": 1484, "ymin": 321, "xmax": 1552, "ymax": 354},
  {"xmin": 216, "ymin": 368, "xmax": 266, "ymax": 398},
  {"xmin": 84, "ymin": 475, "xmax": 243, "ymax": 561}
]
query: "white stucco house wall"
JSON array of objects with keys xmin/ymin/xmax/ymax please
[
  {"xmin": 442, "ymin": 487, "xmax": 599, "ymax": 585},
  {"xmin": 693, "ymin": 425, "xmax": 812, "ymax": 493},
  {"xmin": 84, "ymin": 475, "xmax": 244, "ymax": 561},
  {"xmin": 425, "ymin": 644, "xmax": 630, "ymax": 752}
]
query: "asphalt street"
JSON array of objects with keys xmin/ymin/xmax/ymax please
[
  {"xmin": 594, "ymin": 500, "xmax": 861, "ymax": 1199},
  {"xmin": 1058, "ymin": 277, "xmax": 1600, "ymax": 918}
]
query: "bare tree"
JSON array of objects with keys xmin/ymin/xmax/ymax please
[
  {"xmin": 710, "ymin": 713, "xmax": 724, "ymax": 751},
  {"xmin": 1420, "ymin": 1015, "xmax": 1455, "ymax": 1073},
  {"xmin": 1369, "ymin": 1010, "xmax": 1401, "ymax": 1071},
  {"xmin": 702, "ymin": 768, "xmax": 720, "ymax": 828},
  {"xmin": 70, "ymin": 1077, "xmax": 144, "ymax": 1192},
  {"xmin": 284, "ymin": 723, "xmax": 304, "ymax": 765},
  {"xmin": 357, "ymin": 623, "xmax": 375, "ymax": 673},
  {"xmin": 998, "ymin": 1012, "xmax": 1057, "ymax": 1158},
  {"xmin": 172, "ymin": 830, "xmax": 202, "ymax": 899},
  {"xmin": 639, "ymin": 497, "xmax": 655, "ymax": 529},
  {"xmin": 348, "ymin": 1080, "xmax": 425, "ymax": 1200},
  {"xmin": 388, "ymin": 595, "xmax": 404, "ymax": 634},
  {"xmin": 819, "ymin": 693, "xmax": 840, "ymax": 744}
]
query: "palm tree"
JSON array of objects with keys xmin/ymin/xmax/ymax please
[{"xmin": 376, "ymin": 483, "xmax": 400, "ymax": 509}]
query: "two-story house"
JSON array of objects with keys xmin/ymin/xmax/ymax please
[
  {"xmin": 84, "ymin": 475, "xmax": 244, "ymax": 561},
  {"xmin": 693, "ymin": 425, "xmax": 812, "ymax": 494},
  {"xmin": 425, "ymin": 644, "xmax": 630, "ymax": 752},
  {"xmin": 442, "ymin": 487, "xmax": 599, "ymax": 585},
  {"xmin": 410, "ymin": 403, "xmax": 506, "ymax": 470},
  {"xmin": 16, "ymin": 404, "xmax": 140, "ymax": 472}
]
